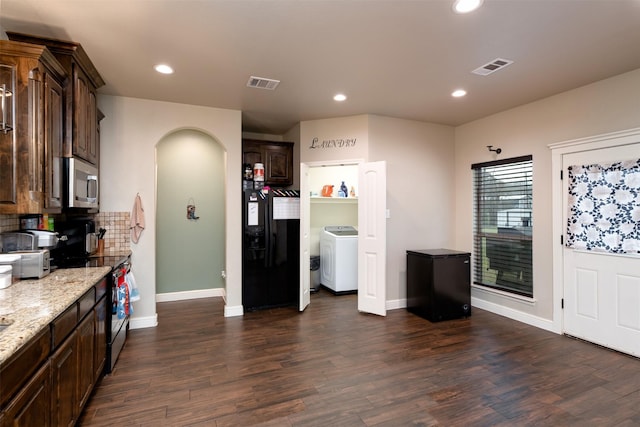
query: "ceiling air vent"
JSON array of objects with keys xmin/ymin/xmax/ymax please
[
  {"xmin": 247, "ymin": 76, "xmax": 280, "ymax": 90},
  {"xmin": 472, "ymin": 58, "xmax": 514, "ymax": 76}
]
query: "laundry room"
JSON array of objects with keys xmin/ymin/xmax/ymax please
[{"xmin": 310, "ymin": 164, "xmax": 359, "ymax": 294}]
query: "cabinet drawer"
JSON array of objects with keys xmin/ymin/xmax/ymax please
[
  {"xmin": 51, "ymin": 304, "xmax": 78, "ymax": 349},
  {"xmin": 94, "ymin": 277, "xmax": 107, "ymax": 302},
  {"xmin": 0, "ymin": 327, "xmax": 51, "ymax": 409},
  {"xmin": 78, "ymin": 287, "xmax": 96, "ymax": 320}
]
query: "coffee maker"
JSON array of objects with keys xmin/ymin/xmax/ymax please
[{"xmin": 50, "ymin": 218, "xmax": 98, "ymax": 264}]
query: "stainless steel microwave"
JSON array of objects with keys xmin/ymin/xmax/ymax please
[{"xmin": 66, "ymin": 157, "xmax": 99, "ymax": 209}]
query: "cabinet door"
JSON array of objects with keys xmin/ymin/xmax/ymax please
[
  {"xmin": 242, "ymin": 142, "xmax": 264, "ymax": 167},
  {"xmin": 51, "ymin": 330, "xmax": 77, "ymax": 427},
  {"xmin": 2, "ymin": 361, "xmax": 51, "ymax": 427},
  {"xmin": 242, "ymin": 140, "xmax": 294, "ymax": 187},
  {"xmin": 264, "ymin": 144, "xmax": 293, "ymax": 186},
  {"xmin": 87, "ymin": 91, "xmax": 98, "ymax": 165},
  {"xmin": 72, "ymin": 66, "xmax": 90, "ymax": 162},
  {"xmin": 93, "ymin": 294, "xmax": 107, "ymax": 382},
  {"xmin": 70, "ymin": 66, "xmax": 99, "ymax": 165},
  {"xmin": 0, "ymin": 61, "xmax": 18, "ymax": 209},
  {"xmin": 27, "ymin": 67, "xmax": 45, "ymax": 209},
  {"xmin": 76, "ymin": 313, "xmax": 95, "ymax": 413},
  {"xmin": 0, "ymin": 41, "xmax": 66, "ymax": 214},
  {"xmin": 0, "ymin": 57, "xmax": 45, "ymax": 213},
  {"xmin": 44, "ymin": 72, "xmax": 64, "ymax": 211}
]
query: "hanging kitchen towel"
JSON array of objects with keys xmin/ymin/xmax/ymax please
[
  {"xmin": 130, "ymin": 193, "xmax": 146, "ymax": 244},
  {"xmin": 126, "ymin": 271, "xmax": 140, "ymax": 302},
  {"xmin": 117, "ymin": 268, "xmax": 131, "ymax": 318}
]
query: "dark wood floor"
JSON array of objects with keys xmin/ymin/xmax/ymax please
[{"xmin": 80, "ymin": 289, "xmax": 640, "ymax": 427}]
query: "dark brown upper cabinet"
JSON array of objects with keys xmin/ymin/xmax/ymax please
[
  {"xmin": 8, "ymin": 32, "xmax": 105, "ymax": 166},
  {"xmin": 0, "ymin": 40, "xmax": 67, "ymax": 215},
  {"xmin": 242, "ymin": 139, "xmax": 294, "ymax": 187}
]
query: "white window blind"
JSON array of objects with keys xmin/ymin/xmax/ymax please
[{"xmin": 472, "ymin": 155, "xmax": 533, "ymax": 297}]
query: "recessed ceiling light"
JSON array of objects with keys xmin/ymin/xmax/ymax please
[
  {"xmin": 154, "ymin": 64, "xmax": 174, "ymax": 74},
  {"xmin": 453, "ymin": 0, "xmax": 483, "ymax": 14},
  {"xmin": 333, "ymin": 93, "xmax": 347, "ymax": 102},
  {"xmin": 452, "ymin": 89, "xmax": 467, "ymax": 98}
]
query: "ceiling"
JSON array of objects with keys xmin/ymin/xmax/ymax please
[{"xmin": 2, "ymin": 0, "xmax": 640, "ymax": 135}]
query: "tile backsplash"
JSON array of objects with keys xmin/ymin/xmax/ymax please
[
  {"xmin": 0, "ymin": 215, "xmax": 20, "ymax": 233},
  {"xmin": 0, "ymin": 212, "xmax": 131, "ymax": 253},
  {"xmin": 94, "ymin": 212, "xmax": 131, "ymax": 253}
]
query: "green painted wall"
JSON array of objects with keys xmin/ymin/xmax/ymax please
[{"xmin": 156, "ymin": 129, "xmax": 225, "ymax": 294}]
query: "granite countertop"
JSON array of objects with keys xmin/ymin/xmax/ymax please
[{"xmin": 0, "ymin": 266, "xmax": 111, "ymax": 365}]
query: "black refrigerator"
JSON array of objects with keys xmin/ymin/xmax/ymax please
[{"xmin": 242, "ymin": 188, "xmax": 300, "ymax": 311}]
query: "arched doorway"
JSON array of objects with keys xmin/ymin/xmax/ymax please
[{"xmin": 156, "ymin": 129, "xmax": 226, "ymax": 298}]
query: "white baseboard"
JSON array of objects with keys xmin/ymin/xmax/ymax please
[
  {"xmin": 386, "ymin": 298, "xmax": 406, "ymax": 310},
  {"xmin": 129, "ymin": 314, "xmax": 158, "ymax": 330},
  {"xmin": 130, "ymin": 289, "xmax": 228, "ymax": 328},
  {"xmin": 155, "ymin": 287, "xmax": 225, "ymax": 302},
  {"xmin": 471, "ymin": 296, "xmax": 559, "ymax": 333},
  {"xmin": 387, "ymin": 295, "xmax": 556, "ymax": 334},
  {"xmin": 224, "ymin": 304, "xmax": 244, "ymax": 317}
]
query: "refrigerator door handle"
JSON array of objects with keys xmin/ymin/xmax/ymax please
[{"xmin": 264, "ymin": 196, "xmax": 272, "ymax": 268}]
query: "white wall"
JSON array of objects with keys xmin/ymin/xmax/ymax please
[
  {"xmin": 98, "ymin": 95, "xmax": 242, "ymax": 326},
  {"xmin": 300, "ymin": 115, "xmax": 369, "ymax": 163},
  {"xmin": 454, "ymin": 68, "xmax": 640, "ymax": 327},
  {"xmin": 368, "ymin": 115, "xmax": 456, "ymax": 302}
]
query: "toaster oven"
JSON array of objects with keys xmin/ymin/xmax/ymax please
[{"xmin": 10, "ymin": 250, "xmax": 50, "ymax": 279}]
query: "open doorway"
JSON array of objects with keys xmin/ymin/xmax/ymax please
[
  {"xmin": 309, "ymin": 163, "xmax": 359, "ymax": 294},
  {"xmin": 300, "ymin": 160, "xmax": 387, "ymax": 315}
]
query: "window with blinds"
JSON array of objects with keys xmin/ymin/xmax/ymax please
[{"xmin": 472, "ymin": 155, "xmax": 533, "ymax": 297}]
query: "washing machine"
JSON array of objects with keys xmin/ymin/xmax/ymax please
[{"xmin": 320, "ymin": 226, "xmax": 358, "ymax": 293}]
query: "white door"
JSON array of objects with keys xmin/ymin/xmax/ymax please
[
  {"xmin": 299, "ymin": 163, "xmax": 311, "ymax": 311},
  {"xmin": 562, "ymin": 144, "xmax": 640, "ymax": 357},
  {"xmin": 357, "ymin": 161, "xmax": 387, "ymax": 316}
]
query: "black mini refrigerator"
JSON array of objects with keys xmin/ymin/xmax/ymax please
[{"xmin": 406, "ymin": 249, "xmax": 471, "ymax": 322}]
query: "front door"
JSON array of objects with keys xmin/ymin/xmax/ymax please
[{"xmin": 562, "ymin": 143, "xmax": 640, "ymax": 357}]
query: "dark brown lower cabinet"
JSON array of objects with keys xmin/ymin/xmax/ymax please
[
  {"xmin": 77, "ymin": 313, "xmax": 95, "ymax": 413},
  {"xmin": 51, "ymin": 329, "xmax": 77, "ymax": 427},
  {"xmin": 93, "ymin": 295, "xmax": 107, "ymax": 382},
  {"xmin": 1, "ymin": 278, "xmax": 108, "ymax": 426},
  {"xmin": 2, "ymin": 361, "xmax": 52, "ymax": 427},
  {"xmin": 50, "ymin": 309, "xmax": 98, "ymax": 427}
]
